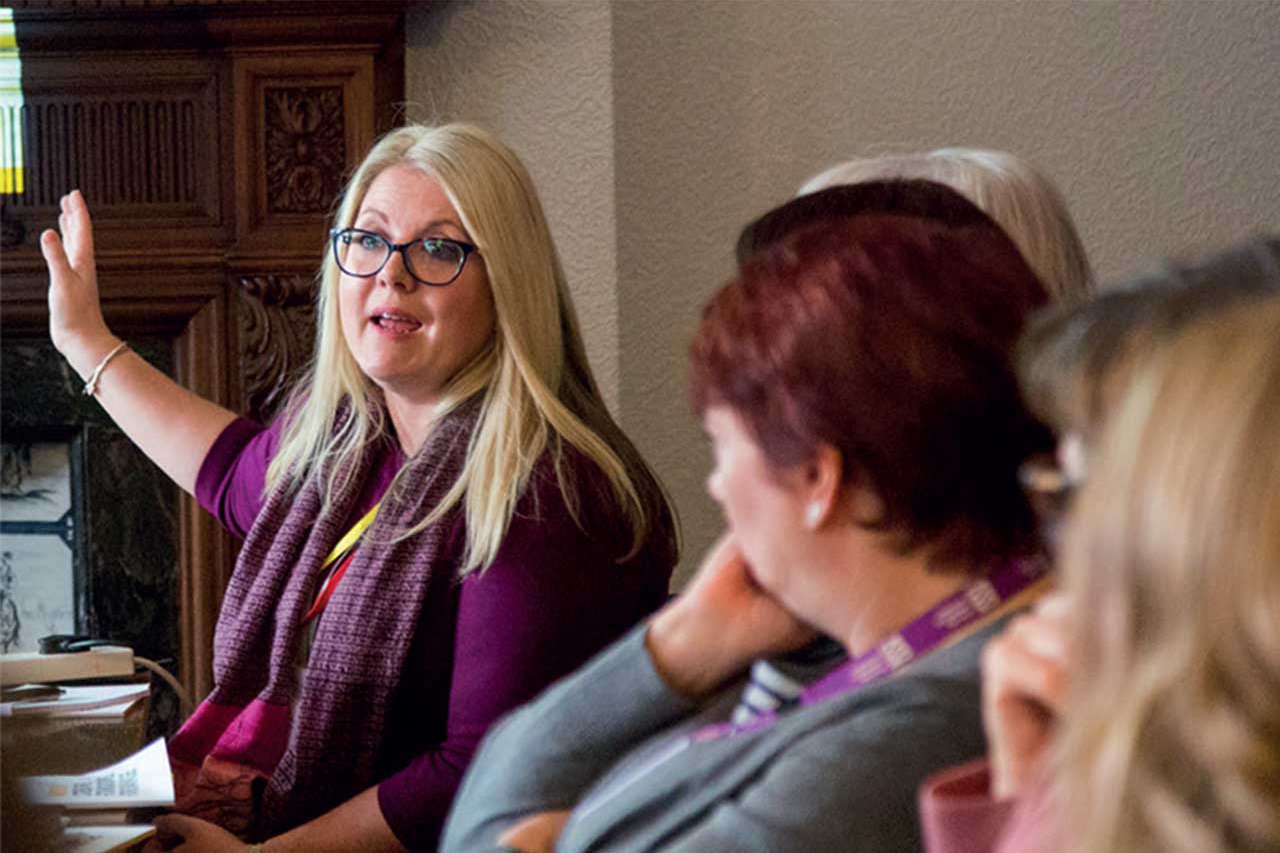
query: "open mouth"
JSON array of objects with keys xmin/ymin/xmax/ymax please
[{"xmin": 371, "ymin": 312, "xmax": 424, "ymax": 333}]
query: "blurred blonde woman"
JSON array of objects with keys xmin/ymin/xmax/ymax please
[
  {"xmin": 801, "ymin": 149, "xmax": 1094, "ymax": 301},
  {"xmin": 42, "ymin": 123, "xmax": 675, "ymax": 852},
  {"xmin": 1065, "ymin": 296, "xmax": 1280, "ymax": 852},
  {"xmin": 921, "ymin": 280, "xmax": 1280, "ymax": 853}
]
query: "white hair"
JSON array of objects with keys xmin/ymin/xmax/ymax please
[{"xmin": 801, "ymin": 149, "xmax": 1094, "ymax": 301}]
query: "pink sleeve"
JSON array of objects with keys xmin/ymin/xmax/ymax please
[
  {"xmin": 918, "ymin": 759, "xmax": 1017, "ymax": 853},
  {"xmin": 376, "ymin": 468, "xmax": 672, "ymax": 850},
  {"xmin": 194, "ymin": 417, "xmax": 280, "ymax": 538}
]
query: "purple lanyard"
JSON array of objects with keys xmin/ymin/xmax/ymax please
[{"xmin": 690, "ymin": 556, "xmax": 1049, "ymax": 744}]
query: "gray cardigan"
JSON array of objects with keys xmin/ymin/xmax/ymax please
[{"xmin": 442, "ymin": 618, "xmax": 1007, "ymax": 853}]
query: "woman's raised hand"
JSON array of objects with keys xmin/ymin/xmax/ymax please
[
  {"xmin": 981, "ymin": 592, "xmax": 1071, "ymax": 799},
  {"xmin": 41, "ymin": 190, "xmax": 115, "ymax": 372},
  {"xmin": 646, "ymin": 533, "xmax": 817, "ymax": 700},
  {"xmin": 35, "ymin": 188, "xmax": 239, "ymax": 496}
]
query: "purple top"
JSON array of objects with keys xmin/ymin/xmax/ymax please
[{"xmin": 196, "ymin": 417, "xmax": 672, "ymax": 850}]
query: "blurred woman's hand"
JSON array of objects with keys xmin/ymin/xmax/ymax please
[
  {"xmin": 41, "ymin": 190, "xmax": 116, "ymax": 372},
  {"xmin": 646, "ymin": 533, "xmax": 817, "ymax": 700},
  {"xmin": 498, "ymin": 810, "xmax": 571, "ymax": 853},
  {"xmin": 981, "ymin": 592, "xmax": 1072, "ymax": 799},
  {"xmin": 148, "ymin": 814, "xmax": 244, "ymax": 851}
]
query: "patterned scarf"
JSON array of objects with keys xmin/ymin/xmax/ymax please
[{"xmin": 168, "ymin": 398, "xmax": 480, "ymax": 839}]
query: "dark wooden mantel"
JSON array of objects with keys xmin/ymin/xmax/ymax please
[{"xmin": 0, "ymin": 0, "xmax": 412, "ymax": 703}]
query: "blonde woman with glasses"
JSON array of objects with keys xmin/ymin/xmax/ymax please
[{"xmin": 41, "ymin": 123, "xmax": 676, "ymax": 852}]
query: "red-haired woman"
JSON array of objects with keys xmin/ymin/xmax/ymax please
[{"xmin": 443, "ymin": 213, "xmax": 1054, "ymax": 853}]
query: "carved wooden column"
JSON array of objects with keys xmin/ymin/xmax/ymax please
[
  {"xmin": 237, "ymin": 274, "xmax": 317, "ymax": 421},
  {"xmin": 0, "ymin": 1, "xmax": 410, "ymax": 705}
]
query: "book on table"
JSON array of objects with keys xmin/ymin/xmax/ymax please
[{"xmin": 19, "ymin": 737, "xmax": 174, "ymax": 852}]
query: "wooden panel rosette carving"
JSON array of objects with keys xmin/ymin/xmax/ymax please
[
  {"xmin": 264, "ymin": 87, "xmax": 347, "ymax": 215},
  {"xmin": 234, "ymin": 52, "xmax": 376, "ymax": 252}
]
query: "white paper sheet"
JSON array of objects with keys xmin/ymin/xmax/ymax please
[
  {"xmin": 2, "ymin": 683, "xmax": 149, "ymax": 717},
  {"xmin": 20, "ymin": 738, "xmax": 174, "ymax": 809}
]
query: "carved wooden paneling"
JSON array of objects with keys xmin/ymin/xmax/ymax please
[
  {"xmin": 0, "ymin": 213, "xmax": 22, "ymax": 249},
  {"xmin": 0, "ymin": 56, "xmax": 225, "ymax": 253},
  {"xmin": 175, "ymin": 291, "xmax": 239, "ymax": 704},
  {"xmin": 264, "ymin": 87, "xmax": 346, "ymax": 215},
  {"xmin": 11, "ymin": 97, "xmax": 200, "ymax": 208},
  {"xmin": 234, "ymin": 53, "xmax": 375, "ymax": 253},
  {"xmin": 237, "ymin": 273, "xmax": 316, "ymax": 423}
]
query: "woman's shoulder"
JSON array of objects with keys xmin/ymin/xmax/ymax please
[
  {"xmin": 494, "ymin": 443, "xmax": 673, "ymax": 583},
  {"xmin": 780, "ymin": 616, "xmax": 1010, "ymax": 754},
  {"xmin": 782, "ymin": 622, "xmax": 1002, "ymax": 786},
  {"xmin": 514, "ymin": 444, "xmax": 631, "ymax": 550},
  {"xmin": 752, "ymin": 664, "xmax": 987, "ymax": 844}
]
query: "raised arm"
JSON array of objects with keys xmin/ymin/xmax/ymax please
[{"xmin": 42, "ymin": 190, "xmax": 238, "ymax": 495}]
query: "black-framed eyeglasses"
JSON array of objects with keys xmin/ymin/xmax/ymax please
[{"xmin": 330, "ymin": 227, "xmax": 480, "ymax": 287}]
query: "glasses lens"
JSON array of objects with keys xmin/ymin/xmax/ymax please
[
  {"xmin": 407, "ymin": 238, "xmax": 465, "ymax": 284},
  {"xmin": 334, "ymin": 230, "xmax": 389, "ymax": 276}
]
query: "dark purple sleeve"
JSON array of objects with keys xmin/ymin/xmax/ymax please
[
  {"xmin": 376, "ymin": 470, "xmax": 673, "ymax": 851},
  {"xmin": 194, "ymin": 416, "xmax": 281, "ymax": 539}
]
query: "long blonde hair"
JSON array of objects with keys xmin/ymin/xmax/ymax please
[
  {"xmin": 1054, "ymin": 295, "xmax": 1280, "ymax": 852},
  {"xmin": 800, "ymin": 149, "xmax": 1094, "ymax": 302},
  {"xmin": 268, "ymin": 123, "xmax": 674, "ymax": 575}
]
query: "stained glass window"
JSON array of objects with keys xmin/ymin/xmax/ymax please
[{"xmin": 0, "ymin": 7, "xmax": 23, "ymax": 196}]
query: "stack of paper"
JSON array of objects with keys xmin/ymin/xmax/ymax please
[
  {"xmin": 20, "ymin": 738, "xmax": 174, "ymax": 852},
  {"xmin": 1, "ymin": 683, "xmax": 150, "ymax": 718}
]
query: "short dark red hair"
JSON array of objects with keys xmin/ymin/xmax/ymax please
[{"xmin": 691, "ymin": 215, "xmax": 1053, "ymax": 570}]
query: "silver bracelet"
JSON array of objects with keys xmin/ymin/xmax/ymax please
[{"xmin": 82, "ymin": 341, "xmax": 130, "ymax": 396}]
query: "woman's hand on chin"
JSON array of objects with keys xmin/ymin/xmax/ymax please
[
  {"xmin": 981, "ymin": 592, "xmax": 1072, "ymax": 800},
  {"xmin": 498, "ymin": 810, "xmax": 572, "ymax": 853},
  {"xmin": 646, "ymin": 532, "xmax": 817, "ymax": 700}
]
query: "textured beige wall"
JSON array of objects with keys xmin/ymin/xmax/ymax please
[
  {"xmin": 405, "ymin": 0, "xmax": 621, "ymax": 412},
  {"xmin": 407, "ymin": 1, "xmax": 1280, "ymax": 585}
]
